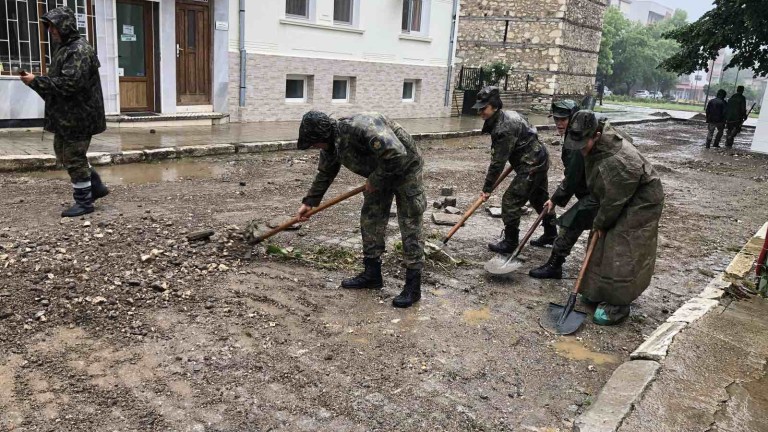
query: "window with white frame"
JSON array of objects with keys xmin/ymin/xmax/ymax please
[
  {"xmin": 333, "ymin": 0, "xmax": 353, "ymax": 25},
  {"xmin": 285, "ymin": 0, "xmax": 309, "ymax": 19},
  {"xmin": 402, "ymin": 79, "xmax": 419, "ymax": 102},
  {"xmin": 332, "ymin": 76, "xmax": 355, "ymax": 103},
  {"xmin": 0, "ymin": 0, "xmax": 96, "ymax": 76},
  {"xmin": 401, "ymin": 0, "xmax": 427, "ymax": 34},
  {"xmin": 286, "ymin": 74, "xmax": 311, "ymax": 103}
]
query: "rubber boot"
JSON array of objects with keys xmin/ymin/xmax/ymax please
[
  {"xmin": 341, "ymin": 257, "xmax": 383, "ymax": 289},
  {"xmin": 90, "ymin": 168, "xmax": 110, "ymax": 200},
  {"xmin": 488, "ymin": 226, "xmax": 519, "ymax": 254},
  {"xmin": 392, "ymin": 268, "xmax": 421, "ymax": 308},
  {"xmin": 61, "ymin": 186, "xmax": 94, "ymax": 218},
  {"xmin": 530, "ymin": 215, "xmax": 557, "ymax": 247},
  {"xmin": 592, "ymin": 302, "xmax": 631, "ymax": 326},
  {"xmin": 528, "ymin": 253, "xmax": 566, "ymax": 279}
]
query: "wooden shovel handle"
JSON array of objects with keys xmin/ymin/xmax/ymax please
[
  {"xmin": 513, "ymin": 207, "xmax": 549, "ymax": 258},
  {"xmin": 254, "ymin": 185, "xmax": 366, "ymax": 244},
  {"xmin": 441, "ymin": 165, "xmax": 515, "ymax": 244},
  {"xmin": 573, "ymin": 232, "xmax": 599, "ymax": 295}
]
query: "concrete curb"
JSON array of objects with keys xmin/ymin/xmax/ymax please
[
  {"xmin": 0, "ymin": 117, "xmax": 695, "ymax": 173},
  {"xmin": 574, "ymin": 221, "xmax": 768, "ymax": 432}
]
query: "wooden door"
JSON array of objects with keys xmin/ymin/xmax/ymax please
[
  {"xmin": 116, "ymin": 0, "xmax": 155, "ymax": 112},
  {"xmin": 176, "ymin": 0, "xmax": 211, "ymax": 105}
]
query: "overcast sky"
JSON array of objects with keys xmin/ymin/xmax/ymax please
[{"xmin": 658, "ymin": 0, "xmax": 713, "ymax": 21}]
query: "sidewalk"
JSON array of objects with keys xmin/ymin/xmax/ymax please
[{"xmin": 0, "ymin": 116, "xmax": 485, "ymax": 157}]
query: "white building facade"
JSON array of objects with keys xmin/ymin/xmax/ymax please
[
  {"xmin": 1, "ymin": 0, "xmax": 231, "ymax": 126},
  {"xmin": 228, "ymin": 0, "xmax": 458, "ymax": 122}
]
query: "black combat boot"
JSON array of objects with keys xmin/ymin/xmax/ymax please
[
  {"xmin": 61, "ymin": 186, "xmax": 94, "ymax": 218},
  {"xmin": 530, "ymin": 215, "xmax": 557, "ymax": 247},
  {"xmin": 529, "ymin": 253, "xmax": 566, "ymax": 279},
  {"xmin": 90, "ymin": 168, "xmax": 110, "ymax": 200},
  {"xmin": 392, "ymin": 268, "xmax": 421, "ymax": 308},
  {"xmin": 488, "ymin": 226, "xmax": 519, "ymax": 254},
  {"xmin": 341, "ymin": 257, "xmax": 383, "ymax": 289}
]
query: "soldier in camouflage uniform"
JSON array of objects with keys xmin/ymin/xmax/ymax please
[
  {"xmin": 20, "ymin": 6, "xmax": 109, "ymax": 217},
  {"xmin": 295, "ymin": 111, "xmax": 426, "ymax": 308},
  {"xmin": 474, "ymin": 87, "xmax": 556, "ymax": 253},
  {"xmin": 530, "ymin": 100, "xmax": 600, "ymax": 279}
]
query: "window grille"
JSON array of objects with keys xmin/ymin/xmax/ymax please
[{"xmin": 0, "ymin": 0, "xmax": 95, "ymax": 76}]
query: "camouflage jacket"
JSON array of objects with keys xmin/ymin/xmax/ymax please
[
  {"xmin": 302, "ymin": 113, "xmax": 423, "ymax": 206},
  {"xmin": 482, "ymin": 110, "xmax": 548, "ymax": 193},
  {"xmin": 28, "ymin": 7, "xmax": 106, "ymax": 140}
]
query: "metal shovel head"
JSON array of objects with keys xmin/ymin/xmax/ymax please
[
  {"xmin": 484, "ymin": 254, "xmax": 524, "ymax": 275},
  {"xmin": 540, "ymin": 301, "xmax": 587, "ymax": 335}
]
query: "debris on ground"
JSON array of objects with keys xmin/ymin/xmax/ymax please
[
  {"xmin": 186, "ymin": 229, "xmax": 215, "ymax": 242},
  {"xmin": 431, "ymin": 212, "xmax": 463, "ymax": 226}
]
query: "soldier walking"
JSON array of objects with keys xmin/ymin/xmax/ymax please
[
  {"xmin": 473, "ymin": 86, "xmax": 556, "ymax": 253},
  {"xmin": 529, "ymin": 100, "xmax": 599, "ymax": 279},
  {"xmin": 705, "ymin": 89, "xmax": 727, "ymax": 148},
  {"xmin": 563, "ymin": 111, "xmax": 664, "ymax": 325},
  {"xmin": 295, "ymin": 111, "xmax": 426, "ymax": 308},
  {"xmin": 725, "ymin": 86, "xmax": 748, "ymax": 148},
  {"xmin": 20, "ymin": 6, "xmax": 109, "ymax": 217}
]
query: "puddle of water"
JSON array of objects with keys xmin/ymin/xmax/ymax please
[
  {"xmin": 462, "ymin": 307, "xmax": 491, "ymax": 325},
  {"xmin": 25, "ymin": 159, "xmax": 228, "ymax": 186},
  {"xmin": 553, "ymin": 337, "xmax": 619, "ymax": 365}
]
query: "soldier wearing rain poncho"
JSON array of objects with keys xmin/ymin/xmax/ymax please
[{"xmin": 562, "ymin": 111, "xmax": 665, "ymax": 325}]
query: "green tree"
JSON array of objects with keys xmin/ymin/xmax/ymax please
[
  {"xmin": 597, "ymin": 7, "xmax": 626, "ymax": 79},
  {"xmin": 661, "ymin": 0, "xmax": 768, "ymax": 77}
]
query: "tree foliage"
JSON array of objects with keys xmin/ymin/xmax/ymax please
[
  {"xmin": 660, "ymin": 0, "xmax": 768, "ymax": 77},
  {"xmin": 598, "ymin": 8, "xmax": 688, "ymax": 94}
]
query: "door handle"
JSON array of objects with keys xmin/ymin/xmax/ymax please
[{"xmin": 176, "ymin": 44, "xmax": 184, "ymax": 57}]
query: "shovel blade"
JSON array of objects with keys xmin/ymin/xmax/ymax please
[
  {"xmin": 484, "ymin": 254, "xmax": 525, "ymax": 275},
  {"xmin": 540, "ymin": 302, "xmax": 587, "ymax": 335}
]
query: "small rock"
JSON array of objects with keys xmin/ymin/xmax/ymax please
[
  {"xmin": 127, "ymin": 280, "xmax": 141, "ymax": 287},
  {"xmin": 267, "ymin": 217, "xmax": 301, "ymax": 230},
  {"xmin": 549, "ymin": 138, "xmax": 562, "ymax": 146},
  {"xmin": 486, "ymin": 207, "xmax": 502, "ymax": 218},
  {"xmin": 239, "ymin": 182, "xmax": 246, "ymax": 187},
  {"xmin": 204, "ymin": 302, "xmax": 214, "ymax": 310},
  {"xmin": 151, "ymin": 281, "xmax": 167, "ymax": 292},
  {"xmin": 0, "ymin": 310, "xmax": 13, "ymax": 319},
  {"xmin": 442, "ymin": 196, "xmax": 457, "ymax": 207},
  {"xmin": 444, "ymin": 206, "xmax": 461, "ymax": 215},
  {"xmin": 91, "ymin": 296, "xmax": 107, "ymax": 305},
  {"xmin": 431, "ymin": 213, "xmax": 464, "ymax": 226},
  {"xmin": 432, "ymin": 201, "xmax": 442, "ymax": 209},
  {"xmin": 186, "ymin": 230, "xmax": 215, "ymax": 242},
  {"xmin": 218, "ymin": 264, "xmax": 230, "ymax": 272},
  {"xmin": 440, "ymin": 187, "xmax": 454, "ymax": 196},
  {"xmin": 83, "ymin": 221, "xmax": 91, "ymax": 227}
]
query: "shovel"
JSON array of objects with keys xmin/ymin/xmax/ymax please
[
  {"xmin": 248, "ymin": 185, "xmax": 366, "ymax": 244},
  {"xmin": 433, "ymin": 165, "xmax": 515, "ymax": 252},
  {"xmin": 484, "ymin": 208, "xmax": 549, "ymax": 275},
  {"xmin": 540, "ymin": 232, "xmax": 599, "ymax": 335}
]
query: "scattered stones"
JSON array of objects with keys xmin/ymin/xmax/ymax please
[
  {"xmin": 91, "ymin": 296, "xmax": 107, "ymax": 305},
  {"xmin": 486, "ymin": 207, "xmax": 502, "ymax": 218},
  {"xmin": 186, "ymin": 230, "xmax": 215, "ymax": 242},
  {"xmin": 440, "ymin": 187, "xmax": 454, "ymax": 196},
  {"xmin": 432, "ymin": 201, "xmax": 443, "ymax": 209},
  {"xmin": 444, "ymin": 206, "xmax": 461, "ymax": 215},
  {"xmin": 431, "ymin": 213, "xmax": 463, "ymax": 226},
  {"xmin": 442, "ymin": 196, "xmax": 457, "ymax": 207}
]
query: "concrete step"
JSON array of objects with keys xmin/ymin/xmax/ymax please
[{"xmin": 106, "ymin": 112, "xmax": 230, "ymax": 128}]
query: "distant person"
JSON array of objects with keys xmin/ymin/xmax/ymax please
[
  {"xmin": 20, "ymin": 6, "xmax": 109, "ymax": 217},
  {"xmin": 725, "ymin": 86, "xmax": 748, "ymax": 148},
  {"xmin": 705, "ymin": 89, "xmax": 727, "ymax": 148},
  {"xmin": 597, "ymin": 82, "xmax": 605, "ymax": 106}
]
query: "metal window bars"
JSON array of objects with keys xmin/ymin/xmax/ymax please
[{"xmin": 0, "ymin": 0, "xmax": 95, "ymax": 76}]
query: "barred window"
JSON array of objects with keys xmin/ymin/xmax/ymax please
[{"xmin": 0, "ymin": 0, "xmax": 95, "ymax": 76}]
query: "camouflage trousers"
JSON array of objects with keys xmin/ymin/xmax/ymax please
[
  {"xmin": 501, "ymin": 170, "xmax": 553, "ymax": 230},
  {"xmin": 552, "ymin": 226, "xmax": 587, "ymax": 259},
  {"xmin": 361, "ymin": 171, "xmax": 426, "ymax": 270},
  {"xmin": 53, "ymin": 135, "xmax": 91, "ymax": 183}
]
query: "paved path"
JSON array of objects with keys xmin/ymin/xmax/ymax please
[
  {"xmin": 618, "ymin": 295, "xmax": 768, "ymax": 432},
  {"xmin": 0, "ymin": 106, "xmax": 743, "ymax": 157}
]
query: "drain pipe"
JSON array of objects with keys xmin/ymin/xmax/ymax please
[
  {"xmin": 444, "ymin": 0, "xmax": 460, "ymax": 107},
  {"xmin": 239, "ymin": 0, "xmax": 246, "ymax": 107}
]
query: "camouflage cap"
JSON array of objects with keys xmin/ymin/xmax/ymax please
[
  {"xmin": 563, "ymin": 110, "xmax": 599, "ymax": 150},
  {"xmin": 472, "ymin": 86, "xmax": 501, "ymax": 110},
  {"xmin": 297, "ymin": 111, "xmax": 335, "ymax": 150},
  {"xmin": 551, "ymin": 99, "xmax": 579, "ymax": 119}
]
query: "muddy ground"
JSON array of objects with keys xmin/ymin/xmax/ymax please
[{"xmin": 0, "ymin": 121, "xmax": 765, "ymax": 431}]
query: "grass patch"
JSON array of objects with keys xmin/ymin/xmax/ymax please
[{"xmin": 605, "ymin": 98, "xmax": 759, "ymax": 118}]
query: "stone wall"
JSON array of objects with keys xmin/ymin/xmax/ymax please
[
  {"xmin": 228, "ymin": 53, "xmax": 451, "ymax": 122},
  {"xmin": 457, "ymin": 0, "xmax": 607, "ymax": 103}
]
